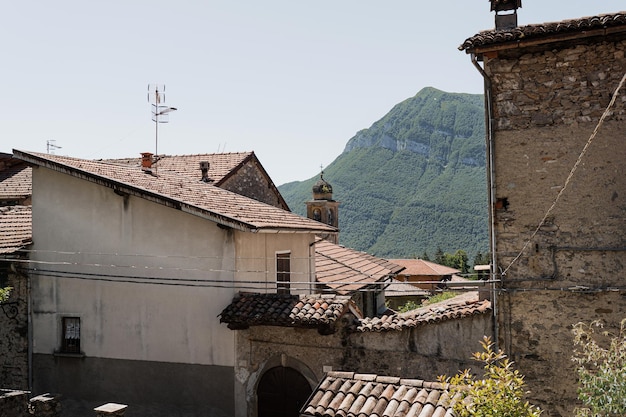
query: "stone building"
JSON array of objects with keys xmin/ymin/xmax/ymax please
[
  {"xmin": 460, "ymin": 9, "xmax": 626, "ymax": 416},
  {"xmin": 219, "ymin": 291, "xmax": 491, "ymax": 417},
  {"xmin": 0, "ymin": 153, "xmax": 32, "ymax": 390}
]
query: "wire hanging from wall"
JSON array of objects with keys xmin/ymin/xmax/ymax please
[{"xmin": 501, "ymin": 71, "xmax": 626, "ymax": 277}]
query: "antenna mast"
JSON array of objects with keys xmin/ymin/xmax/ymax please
[
  {"xmin": 147, "ymin": 84, "xmax": 177, "ymax": 157},
  {"xmin": 46, "ymin": 140, "xmax": 62, "ymax": 154}
]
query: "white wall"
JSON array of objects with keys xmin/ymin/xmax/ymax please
[{"xmin": 30, "ymin": 167, "xmax": 245, "ymax": 366}]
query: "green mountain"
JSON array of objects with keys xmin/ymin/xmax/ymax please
[{"xmin": 279, "ymin": 87, "xmax": 489, "ymax": 259}]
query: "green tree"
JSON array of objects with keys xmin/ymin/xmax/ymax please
[
  {"xmin": 420, "ymin": 251, "xmax": 431, "ymax": 261},
  {"xmin": 434, "ymin": 247, "xmax": 445, "ymax": 265},
  {"xmin": 441, "ymin": 336, "xmax": 542, "ymax": 417},
  {"xmin": 571, "ymin": 319, "xmax": 626, "ymax": 417},
  {"xmin": 0, "ymin": 286, "xmax": 11, "ymax": 303}
]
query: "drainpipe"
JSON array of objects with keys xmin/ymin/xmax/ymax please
[{"xmin": 471, "ymin": 52, "xmax": 500, "ymax": 351}]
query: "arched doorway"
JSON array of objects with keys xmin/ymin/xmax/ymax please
[{"xmin": 257, "ymin": 366, "xmax": 313, "ymax": 417}]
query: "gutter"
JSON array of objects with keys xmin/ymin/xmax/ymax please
[{"xmin": 471, "ymin": 52, "xmax": 500, "ymax": 352}]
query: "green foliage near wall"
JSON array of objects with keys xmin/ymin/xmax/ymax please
[{"xmin": 279, "ymin": 87, "xmax": 489, "ymax": 259}]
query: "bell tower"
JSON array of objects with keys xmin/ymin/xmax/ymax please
[{"xmin": 306, "ymin": 171, "xmax": 339, "ymax": 243}]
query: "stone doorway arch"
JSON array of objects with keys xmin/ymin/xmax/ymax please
[{"xmin": 256, "ymin": 365, "xmax": 313, "ymax": 417}]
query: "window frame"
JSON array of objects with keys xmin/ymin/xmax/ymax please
[
  {"xmin": 60, "ymin": 316, "xmax": 81, "ymax": 354},
  {"xmin": 276, "ymin": 251, "xmax": 291, "ymax": 295}
]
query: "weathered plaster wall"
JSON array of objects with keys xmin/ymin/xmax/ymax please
[
  {"xmin": 235, "ymin": 232, "xmax": 317, "ymax": 295},
  {"xmin": 29, "ymin": 168, "xmax": 245, "ymax": 416},
  {"xmin": 484, "ymin": 36, "xmax": 626, "ymax": 416},
  {"xmin": 0, "ymin": 265, "xmax": 29, "ymax": 390},
  {"xmin": 232, "ymin": 313, "xmax": 491, "ymax": 417}
]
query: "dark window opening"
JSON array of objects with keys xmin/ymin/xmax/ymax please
[
  {"xmin": 61, "ymin": 317, "xmax": 81, "ymax": 354},
  {"xmin": 276, "ymin": 253, "xmax": 291, "ymax": 295}
]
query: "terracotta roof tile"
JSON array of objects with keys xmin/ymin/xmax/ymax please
[
  {"xmin": 356, "ymin": 291, "xmax": 491, "ymax": 332},
  {"xmin": 15, "ymin": 150, "xmax": 334, "ymax": 233},
  {"xmin": 388, "ymin": 259, "xmax": 459, "ymax": 277},
  {"xmin": 316, "ymin": 239, "xmax": 404, "ymax": 294},
  {"xmin": 106, "ymin": 152, "xmax": 252, "ymax": 185},
  {"xmin": 0, "ymin": 162, "xmax": 31, "ymax": 200},
  {"xmin": 0, "ymin": 206, "xmax": 32, "ymax": 254},
  {"xmin": 460, "ymin": 11, "xmax": 626, "ymax": 52},
  {"xmin": 218, "ymin": 292, "xmax": 356, "ymax": 329},
  {"xmin": 301, "ymin": 372, "xmax": 456, "ymax": 417}
]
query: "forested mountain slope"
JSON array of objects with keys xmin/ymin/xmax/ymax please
[{"xmin": 279, "ymin": 87, "xmax": 489, "ymax": 259}]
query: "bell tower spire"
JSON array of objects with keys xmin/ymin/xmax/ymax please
[{"xmin": 306, "ymin": 168, "xmax": 339, "ymax": 243}]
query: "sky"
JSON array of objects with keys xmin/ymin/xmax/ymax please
[{"xmin": 2, "ymin": 1, "xmax": 621, "ymax": 185}]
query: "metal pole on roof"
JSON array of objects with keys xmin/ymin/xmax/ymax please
[{"xmin": 148, "ymin": 84, "xmax": 177, "ymax": 157}]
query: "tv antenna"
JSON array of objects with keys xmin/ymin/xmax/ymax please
[
  {"xmin": 147, "ymin": 83, "xmax": 177, "ymax": 157},
  {"xmin": 47, "ymin": 140, "xmax": 62, "ymax": 154}
]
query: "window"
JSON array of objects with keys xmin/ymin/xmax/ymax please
[
  {"xmin": 61, "ymin": 317, "xmax": 81, "ymax": 354},
  {"xmin": 276, "ymin": 252, "xmax": 291, "ymax": 295}
]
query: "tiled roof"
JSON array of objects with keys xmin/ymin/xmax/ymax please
[
  {"xmin": 0, "ymin": 206, "xmax": 32, "ymax": 254},
  {"xmin": 389, "ymin": 259, "xmax": 459, "ymax": 277},
  {"xmin": 384, "ymin": 279, "xmax": 430, "ymax": 298},
  {"xmin": 356, "ymin": 291, "xmax": 491, "ymax": 332},
  {"xmin": 106, "ymin": 152, "xmax": 252, "ymax": 186},
  {"xmin": 14, "ymin": 150, "xmax": 335, "ymax": 234},
  {"xmin": 316, "ymin": 239, "xmax": 405, "ymax": 294},
  {"xmin": 460, "ymin": 11, "xmax": 626, "ymax": 52},
  {"xmin": 0, "ymin": 156, "xmax": 31, "ymax": 200},
  {"xmin": 218, "ymin": 292, "xmax": 357, "ymax": 330},
  {"xmin": 300, "ymin": 371, "xmax": 458, "ymax": 417}
]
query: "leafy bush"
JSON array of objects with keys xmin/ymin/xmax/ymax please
[
  {"xmin": 441, "ymin": 336, "xmax": 542, "ymax": 417},
  {"xmin": 571, "ymin": 319, "xmax": 626, "ymax": 417},
  {"xmin": 0, "ymin": 286, "xmax": 12, "ymax": 303}
]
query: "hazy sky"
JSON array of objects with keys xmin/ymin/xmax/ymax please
[{"xmin": 2, "ymin": 1, "xmax": 620, "ymax": 185}]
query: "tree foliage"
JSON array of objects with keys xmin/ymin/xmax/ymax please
[
  {"xmin": 442, "ymin": 336, "xmax": 542, "ymax": 417},
  {"xmin": 0, "ymin": 286, "xmax": 11, "ymax": 303},
  {"xmin": 571, "ymin": 320, "xmax": 626, "ymax": 417}
]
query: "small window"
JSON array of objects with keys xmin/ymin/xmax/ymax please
[
  {"xmin": 276, "ymin": 252, "xmax": 291, "ymax": 295},
  {"xmin": 61, "ymin": 317, "xmax": 81, "ymax": 354}
]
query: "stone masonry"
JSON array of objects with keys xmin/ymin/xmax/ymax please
[
  {"xmin": 478, "ymin": 29, "xmax": 626, "ymax": 416},
  {"xmin": 0, "ymin": 264, "xmax": 29, "ymax": 390}
]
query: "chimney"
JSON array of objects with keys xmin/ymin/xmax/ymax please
[
  {"xmin": 141, "ymin": 152, "xmax": 153, "ymax": 170},
  {"xmin": 199, "ymin": 161, "xmax": 212, "ymax": 182},
  {"xmin": 490, "ymin": 0, "xmax": 521, "ymax": 31}
]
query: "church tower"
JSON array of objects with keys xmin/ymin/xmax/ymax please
[{"xmin": 306, "ymin": 171, "xmax": 339, "ymax": 243}]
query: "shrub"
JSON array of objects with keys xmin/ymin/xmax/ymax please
[
  {"xmin": 441, "ymin": 336, "xmax": 542, "ymax": 417},
  {"xmin": 571, "ymin": 319, "xmax": 626, "ymax": 417}
]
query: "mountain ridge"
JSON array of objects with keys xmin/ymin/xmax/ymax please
[{"xmin": 279, "ymin": 87, "xmax": 489, "ymax": 259}]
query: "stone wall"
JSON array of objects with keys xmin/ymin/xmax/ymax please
[
  {"xmin": 0, "ymin": 263, "xmax": 29, "ymax": 389},
  {"xmin": 484, "ymin": 35, "xmax": 626, "ymax": 416},
  {"xmin": 220, "ymin": 159, "xmax": 285, "ymax": 209},
  {"xmin": 233, "ymin": 313, "xmax": 491, "ymax": 417}
]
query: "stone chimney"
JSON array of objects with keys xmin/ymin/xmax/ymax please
[
  {"xmin": 199, "ymin": 161, "xmax": 212, "ymax": 182},
  {"xmin": 490, "ymin": 0, "xmax": 521, "ymax": 31}
]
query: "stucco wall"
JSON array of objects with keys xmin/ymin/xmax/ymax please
[
  {"xmin": 484, "ymin": 36, "xmax": 626, "ymax": 416},
  {"xmin": 31, "ymin": 168, "xmax": 236, "ymax": 365},
  {"xmin": 235, "ymin": 232, "xmax": 317, "ymax": 295},
  {"xmin": 232, "ymin": 313, "xmax": 491, "ymax": 417}
]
